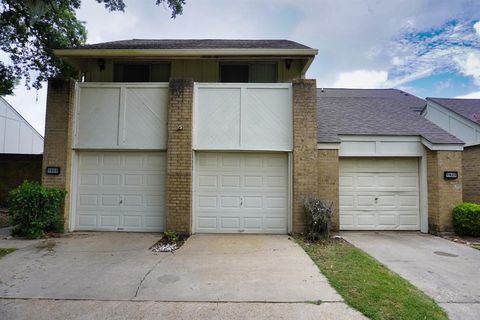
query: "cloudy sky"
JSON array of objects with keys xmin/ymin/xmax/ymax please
[{"xmin": 3, "ymin": 0, "xmax": 480, "ymax": 135}]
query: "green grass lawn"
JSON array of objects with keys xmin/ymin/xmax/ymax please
[
  {"xmin": 298, "ymin": 238, "xmax": 448, "ymax": 320},
  {"xmin": 0, "ymin": 248, "xmax": 16, "ymax": 259}
]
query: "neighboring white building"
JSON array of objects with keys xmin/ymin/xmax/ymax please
[
  {"xmin": 423, "ymin": 98, "xmax": 480, "ymax": 146},
  {"xmin": 0, "ymin": 97, "xmax": 43, "ymax": 154}
]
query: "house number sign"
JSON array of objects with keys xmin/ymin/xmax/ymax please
[
  {"xmin": 46, "ymin": 167, "xmax": 61, "ymax": 175},
  {"xmin": 443, "ymin": 171, "xmax": 458, "ymax": 180}
]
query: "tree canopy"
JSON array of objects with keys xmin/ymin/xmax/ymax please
[{"xmin": 0, "ymin": 0, "xmax": 185, "ymax": 95}]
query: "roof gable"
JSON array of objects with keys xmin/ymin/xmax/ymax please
[{"xmin": 427, "ymin": 98, "xmax": 480, "ymax": 124}]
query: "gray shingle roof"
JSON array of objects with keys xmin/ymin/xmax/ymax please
[
  {"xmin": 75, "ymin": 39, "xmax": 312, "ymax": 50},
  {"xmin": 317, "ymin": 88, "xmax": 463, "ymax": 145},
  {"xmin": 427, "ymin": 97, "xmax": 480, "ymax": 124}
]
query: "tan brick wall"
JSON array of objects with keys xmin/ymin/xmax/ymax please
[
  {"xmin": 317, "ymin": 149, "xmax": 340, "ymax": 230},
  {"xmin": 463, "ymin": 145, "xmax": 480, "ymax": 203},
  {"xmin": 42, "ymin": 78, "xmax": 76, "ymax": 228},
  {"xmin": 427, "ymin": 150, "xmax": 463, "ymax": 233},
  {"xmin": 166, "ymin": 78, "xmax": 194, "ymax": 234},
  {"xmin": 292, "ymin": 79, "xmax": 318, "ymax": 233}
]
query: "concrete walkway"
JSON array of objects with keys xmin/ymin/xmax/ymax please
[
  {"xmin": 0, "ymin": 233, "xmax": 365, "ymax": 319},
  {"xmin": 342, "ymin": 231, "xmax": 480, "ymax": 320}
]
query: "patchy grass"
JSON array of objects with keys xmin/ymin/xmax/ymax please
[
  {"xmin": 298, "ymin": 238, "xmax": 448, "ymax": 320},
  {"xmin": 0, "ymin": 248, "xmax": 16, "ymax": 259}
]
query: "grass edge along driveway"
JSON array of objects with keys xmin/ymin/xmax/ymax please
[
  {"xmin": 297, "ymin": 238, "xmax": 448, "ymax": 320},
  {"xmin": 0, "ymin": 248, "xmax": 16, "ymax": 259}
]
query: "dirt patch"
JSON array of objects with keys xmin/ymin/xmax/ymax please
[{"xmin": 439, "ymin": 232, "xmax": 480, "ymax": 251}]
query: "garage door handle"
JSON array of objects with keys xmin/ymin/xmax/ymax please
[{"xmin": 240, "ymin": 198, "xmax": 243, "ymax": 207}]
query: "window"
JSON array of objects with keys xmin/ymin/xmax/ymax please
[
  {"xmin": 114, "ymin": 63, "xmax": 170, "ymax": 82},
  {"xmin": 220, "ymin": 63, "xmax": 277, "ymax": 83}
]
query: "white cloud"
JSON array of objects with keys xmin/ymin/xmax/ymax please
[
  {"xmin": 333, "ymin": 70, "xmax": 388, "ymax": 88},
  {"xmin": 474, "ymin": 21, "xmax": 480, "ymax": 36},
  {"xmin": 456, "ymin": 91, "xmax": 480, "ymax": 98},
  {"xmin": 454, "ymin": 51, "xmax": 480, "ymax": 85}
]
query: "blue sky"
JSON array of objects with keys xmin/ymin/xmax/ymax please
[{"xmin": 2, "ymin": 0, "xmax": 480, "ymax": 134}]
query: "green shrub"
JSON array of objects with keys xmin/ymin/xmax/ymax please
[
  {"xmin": 163, "ymin": 229, "xmax": 179, "ymax": 243},
  {"xmin": 452, "ymin": 203, "xmax": 480, "ymax": 236},
  {"xmin": 8, "ymin": 181, "xmax": 66, "ymax": 239}
]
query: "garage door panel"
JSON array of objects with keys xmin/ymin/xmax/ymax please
[
  {"xmin": 76, "ymin": 151, "xmax": 166, "ymax": 232},
  {"xmin": 195, "ymin": 152, "xmax": 288, "ymax": 233},
  {"xmin": 340, "ymin": 158, "xmax": 420, "ymax": 231}
]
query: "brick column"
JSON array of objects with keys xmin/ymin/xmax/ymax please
[
  {"xmin": 42, "ymin": 78, "xmax": 76, "ymax": 229},
  {"xmin": 317, "ymin": 149, "xmax": 339, "ymax": 230},
  {"xmin": 463, "ymin": 145, "xmax": 480, "ymax": 203},
  {"xmin": 166, "ymin": 78, "xmax": 194, "ymax": 234},
  {"xmin": 427, "ymin": 150, "xmax": 463, "ymax": 233},
  {"xmin": 292, "ymin": 79, "xmax": 318, "ymax": 233}
]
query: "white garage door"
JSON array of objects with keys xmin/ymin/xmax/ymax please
[
  {"xmin": 195, "ymin": 152, "xmax": 288, "ymax": 233},
  {"xmin": 75, "ymin": 151, "xmax": 166, "ymax": 232},
  {"xmin": 339, "ymin": 158, "xmax": 420, "ymax": 230}
]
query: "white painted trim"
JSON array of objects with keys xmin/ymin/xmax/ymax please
[
  {"xmin": 191, "ymin": 151, "xmax": 197, "ymax": 234},
  {"xmin": 419, "ymin": 150, "xmax": 429, "ymax": 233},
  {"xmin": 288, "ymin": 152, "xmax": 293, "ymax": 234},
  {"xmin": 339, "ymin": 135, "xmax": 421, "ymax": 142},
  {"xmin": 77, "ymin": 82, "xmax": 169, "ymax": 88},
  {"xmin": 55, "ymin": 48, "xmax": 319, "ymax": 58},
  {"xmin": 193, "ymin": 147, "xmax": 293, "ymax": 152},
  {"xmin": 317, "ymin": 143, "xmax": 340, "ymax": 150},
  {"xmin": 421, "ymin": 138, "xmax": 464, "ymax": 151},
  {"xmin": 194, "ymin": 82, "xmax": 292, "ymax": 89},
  {"xmin": 69, "ymin": 150, "xmax": 79, "ymax": 232}
]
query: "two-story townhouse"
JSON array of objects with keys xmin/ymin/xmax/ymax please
[{"xmin": 42, "ymin": 39, "xmax": 463, "ymax": 235}]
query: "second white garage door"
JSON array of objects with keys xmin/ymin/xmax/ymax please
[
  {"xmin": 75, "ymin": 151, "xmax": 166, "ymax": 232},
  {"xmin": 195, "ymin": 152, "xmax": 288, "ymax": 233},
  {"xmin": 339, "ymin": 158, "xmax": 420, "ymax": 230}
]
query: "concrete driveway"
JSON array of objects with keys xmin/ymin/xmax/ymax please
[
  {"xmin": 0, "ymin": 232, "xmax": 365, "ymax": 319},
  {"xmin": 342, "ymin": 231, "xmax": 480, "ymax": 320}
]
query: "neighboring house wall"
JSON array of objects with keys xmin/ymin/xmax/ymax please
[
  {"xmin": 424, "ymin": 101, "xmax": 480, "ymax": 146},
  {"xmin": 0, "ymin": 97, "xmax": 43, "ymax": 154},
  {"xmin": 0, "ymin": 154, "xmax": 42, "ymax": 207},
  {"xmin": 463, "ymin": 145, "xmax": 480, "ymax": 203},
  {"xmin": 84, "ymin": 59, "xmax": 304, "ymax": 83},
  {"xmin": 427, "ymin": 150, "xmax": 463, "ymax": 233}
]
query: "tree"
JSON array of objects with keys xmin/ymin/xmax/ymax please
[{"xmin": 0, "ymin": 0, "xmax": 185, "ymax": 95}]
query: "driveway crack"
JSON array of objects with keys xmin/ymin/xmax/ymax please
[{"xmin": 133, "ymin": 255, "xmax": 168, "ymax": 299}]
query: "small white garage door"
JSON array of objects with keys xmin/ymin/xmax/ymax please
[
  {"xmin": 339, "ymin": 158, "xmax": 420, "ymax": 230},
  {"xmin": 75, "ymin": 151, "xmax": 166, "ymax": 232},
  {"xmin": 195, "ymin": 152, "xmax": 288, "ymax": 233}
]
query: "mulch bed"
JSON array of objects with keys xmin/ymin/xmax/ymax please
[
  {"xmin": 150, "ymin": 233, "xmax": 189, "ymax": 252},
  {"xmin": 439, "ymin": 232, "xmax": 480, "ymax": 250}
]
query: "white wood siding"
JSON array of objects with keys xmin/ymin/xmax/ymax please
[
  {"xmin": 0, "ymin": 98, "xmax": 43, "ymax": 154},
  {"xmin": 194, "ymin": 83, "xmax": 292, "ymax": 151},
  {"xmin": 338, "ymin": 136, "xmax": 425, "ymax": 157},
  {"xmin": 75, "ymin": 83, "xmax": 169, "ymax": 149},
  {"xmin": 424, "ymin": 101, "xmax": 480, "ymax": 146}
]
